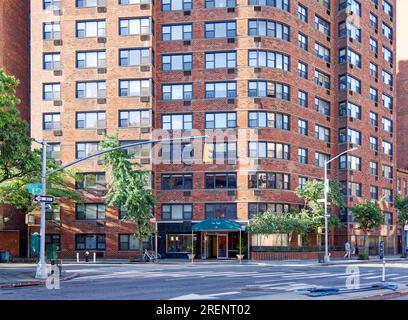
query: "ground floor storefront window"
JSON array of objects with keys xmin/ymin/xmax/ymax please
[
  {"xmin": 166, "ymin": 234, "xmax": 192, "ymax": 253},
  {"xmin": 75, "ymin": 234, "xmax": 106, "ymax": 250}
]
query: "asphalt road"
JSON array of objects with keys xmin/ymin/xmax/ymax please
[{"xmin": 1, "ymin": 261, "xmax": 408, "ymax": 300}]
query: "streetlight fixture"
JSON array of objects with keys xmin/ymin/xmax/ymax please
[
  {"xmin": 33, "ymin": 135, "xmax": 208, "ymax": 279},
  {"xmin": 323, "ymin": 146, "xmax": 358, "ymax": 263}
]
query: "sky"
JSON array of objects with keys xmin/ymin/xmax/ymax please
[{"xmin": 397, "ymin": 0, "xmax": 408, "ymax": 66}]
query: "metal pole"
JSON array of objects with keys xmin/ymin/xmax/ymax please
[
  {"xmin": 35, "ymin": 140, "xmax": 48, "ymax": 279},
  {"xmin": 155, "ymin": 221, "xmax": 158, "ymax": 261},
  {"xmin": 191, "ymin": 231, "xmax": 194, "ymax": 264},
  {"xmin": 239, "ymin": 229, "xmax": 242, "ymax": 264},
  {"xmin": 324, "ymin": 161, "xmax": 330, "ymax": 263},
  {"xmin": 382, "ymin": 258, "xmax": 386, "ymax": 282}
]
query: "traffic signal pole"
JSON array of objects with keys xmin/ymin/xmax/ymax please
[{"xmin": 33, "ymin": 135, "xmax": 207, "ymax": 279}]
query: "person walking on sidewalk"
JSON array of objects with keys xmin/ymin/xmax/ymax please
[{"xmin": 344, "ymin": 241, "xmax": 351, "ymax": 259}]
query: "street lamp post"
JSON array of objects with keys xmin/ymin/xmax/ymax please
[
  {"xmin": 33, "ymin": 135, "xmax": 207, "ymax": 279},
  {"xmin": 323, "ymin": 147, "xmax": 358, "ymax": 263}
]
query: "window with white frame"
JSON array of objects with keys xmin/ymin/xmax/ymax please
[
  {"xmin": 119, "ymin": 48, "xmax": 151, "ymax": 66},
  {"xmin": 162, "ymin": 53, "xmax": 193, "ymax": 71},
  {"xmin": 76, "ymin": 20, "xmax": 106, "ymax": 38},
  {"xmin": 76, "ymin": 81, "xmax": 106, "ymax": 98},
  {"xmin": 76, "ymin": 51, "xmax": 106, "ymax": 68},
  {"xmin": 76, "ymin": 112, "xmax": 106, "ymax": 129},
  {"xmin": 162, "ymin": 114, "xmax": 193, "ymax": 130},
  {"xmin": 119, "ymin": 18, "xmax": 151, "ymax": 35},
  {"xmin": 162, "ymin": 83, "xmax": 193, "ymax": 100},
  {"xmin": 161, "ymin": 24, "xmax": 192, "ymax": 41},
  {"xmin": 119, "ymin": 110, "xmax": 150, "ymax": 128},
  {"xmin": 205, "ymin": 112, "xmax": 237, "ymax": 129},
  {"xmin": 205, "ymin": 82, "xmax": 237, "ymax": 99},
  {"xmin": 43, "ymin": 22, "xmax": 61, "ymax": 40},
  {"xmin": 205, "ymin": 21, "xmax": 237, "ymax": 38},
  {"xmin": 206, "ymin": 51, "xmax": 237, "ymax": 69},
  {"xmin": 119, "ymin": 79, "xmax": 151, "ymax": 97}
]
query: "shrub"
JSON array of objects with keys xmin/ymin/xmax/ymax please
[{"xmin": 358, "ymin": 252, "xmax": 369, "ymax": 260}]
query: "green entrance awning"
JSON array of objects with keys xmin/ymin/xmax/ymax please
[{"xmin": 192, "ymin": 219, "xmax": 244, "ymax": 232}]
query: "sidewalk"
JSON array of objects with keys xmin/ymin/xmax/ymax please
[{"xmin": 0, "ymin": 264, "xmax": 78, "ymax": 288}]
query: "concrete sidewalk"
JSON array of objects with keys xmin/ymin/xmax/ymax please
[{"xmin": 0, "ymin": 264, "xmax": 78, "ymax": 288}]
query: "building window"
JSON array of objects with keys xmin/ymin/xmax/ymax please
[
  {"xmin": 370, "ymin": 136, "xmax": 378, "ymax": 152},
  {"xmin": 298, "ymin": 148, "xmax": 308, "ymax": 164},
  {"xmin": 339, "ymin": 74, "xmax": 361, "ymax": 94},
  {"xmin": 298, "ymin": 33, "xmax": 308, "ymax": 50},
  {"xmin": 382, "ymin": 165, "xmax": 393, "ymax": 180},
  {"xmin": 77, "ymin": 0, "xmax": 103, "ymax": 7},
  {"xmin": 298, "ymin": 177, "xmax": 308, "ymax": 190},
  {"xmin": 382, "ymin": 22, "xmax": 393, "ymax": 41},
  {"xmin": 339, "ymin": 155, "xmax": 361, "ymax": 171},
  {"xmin": 315, "ymin": 15, "xmax": 330, "ymax": 36},
  {"xmin": 162, "ymin": 53, "xmax": 193, "ymax": 71},
  {"xmin": 248, "ymin": 203, "xmax": 290, "ymax": 219},
  {"xmin": 298, "ymin": 61, "xmax": 308, "ymax": 79},
  {"xmin": 162, "ymin": 83, "xmax": 193, "ymax": 100},
  {"xmin": 120, "ymin": 141, "xmax": 151, "ymax": 160},
  {"xmin": 248, "ymin": 50, "xmax": 289, "ymax": 71},
  {"xmin": 248, "ymin": 142, "xmax": 290, "ymax": 160},
  {"xmin": 382, "ymin": 94, "xmax": 393, "ymax": 111},
  {"xmin": 43, "ymin": 113, "xmax": 61, "ymax": 130},
  {"xmin": 166, "ymin": 234, "xmax": 193, "ymax": 253},
  {"xmin": 46, "ymin": 143, "xmax": 61, "ymax": 161},
  {"xmin": 382, "ymin": 46, "xmax": 393, "ymax": 64},
  {"xmin": 382, "ymin": 117, "xmax": 393, "ymax": 133},
  {"xmin": 43, "ymin": 83, "xmax": 60, "ymax": 100},
  {"xmin": 76, "ymin": 20, "xmax": 106, "ymax": 38},
  {"xmin": 162, "ymin": 114, "xmax": 193, "ymax": 130},
  {"xmin": 161, "ymin": 24, "xmax": 192, "ymax": 41},
  {"xmin": 248, "ymin": 20, "xmax": 290, "ymax": 41},
  {"xmin": 370, "ymin": 186, "xmax": 379, "ymax": 200},
  {"xmin": 76, "ymin": 142, "xmax": 100, "ymax": 159},
  {"xmin": 43, "ymin": 22, "xmax": 61, "ymax": 40},
  {"xmin": 339, "ymin": 128, "xmax": 361, "ymax": 145},
  {"xmin": 45, "ymin": 234, "xmax": 60, "ymax": 252},
  {"xmin": 76, "ymin": 173, "xmax": 106, "ymax": 190},
  {"xmin": 315, "ymin": 42, "xmax": 330, "ymax": 63},
  {"xmin": 370, "ymin": 87, "xmax": 378, "ymax": 103},
  {"xmin": 76, "ymin": 112, "xmax": 106, "ymax": 129},
  {"xmin": 205, "ymin": 21, "xmax": 236, "ymax": 38},
  {"xmin": 77, "ymin": 51, "xmax": 106, "ymax": 68},
  {"xmin": 162, "ymin": 174, "xmax": 193, "ymax": 190},
  {"xmin": 315, "ymin": 152, "xmax": 330, "ymax": 168},
  {"xmin": 162, "ymin": 0, "xmax": 192, "ymax": 11},
  {"xmin": 205, "ymin": 203, "xmax": 237, "ymax": 219},
  {"xmin": 120, "ymin": 79, "xmax": 151, "ymax": 97},
  {"xmin": 370, "ymin": 12, "xmax": 378, "ymax": 31},
  {"xmin": 370, "ymin": 111, "xmax": 378, "ymax": 127},
  {"xmin": 162, "ymin": 204, "xmax": 193, "ymax": 220},
  {"xmin": 370, "ymin": 37, "xmax": 378, "ymax": 55},
  {"xmin": 248, "ymin": 80, "xmax": 290, "ymax": 100},
  {"xmin": 248, "ymin": 172, "xmax": 290, "ymax": 190},
  {"xmin": 43, "ymin": 53, "xmax": 61, "ymax": 70},
  {"xmin": 205, "ymin": 112, "xmax": 237, "ymax": 129},
  {"xmin": 315, "ymin": 124, "xmax": 331, "ymax": 143},
  {"xmin": 204, "ymin": 142, "xmax": 237, "ymax": 163},
  {"xmin": 370, "ymin": 161, "xmax": 378, "ymax": 176},
  {"xmin": 382, "ymin": 141, "xmax": 393, "ymax": 157},
  {"xmin": 120, "ymin": 48, "xmax": 151, "ymax": 66},
  {"xmin": 119, "ymin": 18, "xmax": 151, "ymax": 36},
  {"xmin": 382, "ymin": 188, "xmax": 393, "ymax": 203},
  {"xmin": 248, "ymin": 112, "xmax": 289, "ymax": 130},
  {"xmin": 44, "ymin": 0, "xmax": 61, "ymax": 9},
  {"xmin": 205, "ymin": 173, "xmax": 237, "ymax": 189},
  {"xmin": 206, "ymin": 51, "xmax": 237, "ymax": 69},
  {"xmin": 119, "ymin": 234, "xmax": 140, "ymax": 251},
  {"xmin": 205, "ymin": 82, "xmax": 237, "ymax": 99},
  {"xmin": 76, "ymin": 81, "xmax": 106, "ymax": 99},
  {"xmin": 298, "ymin": 4, "xmax": 308, "ymax": 22},
  {"xmin": 119, "ymin": 110, "xmax": 150, "ymax": 128},
  {"xmin": 298, "ymin": 119, "xmax": 308, "ymax": 136},
  {"xmin": 315, "ymin": 97, "xmax": 330, "ymax": 116},
  {"xmin": 382, "ymin": 70, "xmax": 393, "ymax": 87},
  {"xmin": 315, "ymin": 70, "xmax": 330, "ymax": 89},
  {"xmin": 76, "ymin": 204, "xmax": 106, "ymax": 220},
  {"xmin": 120, "ymin": 0, "xmax": 152, "ymax": 4},
  {"xmin": 75, "ymin": 234, "xmax": 106, "ymax": 250},
  {"xmin": 339, "ymin": 48, "xmax": 361, "ymax": 68},
  {"xmin": 161, "ymin": 143, "xmax": 194, "ymax": 163},
  {"xmin": 249, "ymin": 0, "xmax": 289, "ymax": 11},
  {"xmin": 298, "ymin": 90, "xmax": 308, "ymax": 108},
  {"xmin": 46, "ymin": 206, "xmax": 60, "ymax": 222}
]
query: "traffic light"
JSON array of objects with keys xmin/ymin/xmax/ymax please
[
  {"xmin": 25, "ymin": 214, "xmax": 35, "ymax": 226},
  {"xmin": 203, "ymin": 144, "xmax": 213, "ymax": 164}
]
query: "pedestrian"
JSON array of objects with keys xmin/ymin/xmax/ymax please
[
  {"xmin": 355, "ymin": 242, "xmax": 359, "ymax": 256},
  {"xmin": 344, "ymin": 241, "xmax": 351, "ymax": 259}
]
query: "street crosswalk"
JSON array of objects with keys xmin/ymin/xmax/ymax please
[{"xmin": 70, "ymin": 268, "xmax": 408, "ymax": 290}]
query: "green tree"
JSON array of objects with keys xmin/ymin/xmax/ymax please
[
  {"xmin": 101, "ymin": 134, "xmax": 156, "ymax": 259},
  {"xmin": 351, "ymin": 200, "xmax": 383, "ymax": 256},
  {"xmin": 0, "ymin": 69, "xmax": 40, "ymax": 184},
  {"xmin": 0, "ymin": 68, "xmax": 80, "ymax": 219},
  {"xmin": 394, "ymin": 194, "xmax": 408, "ymax": 256},
  {"xmin": 249, "ymin": 210, "xmax": 313, "ymax": 246}
]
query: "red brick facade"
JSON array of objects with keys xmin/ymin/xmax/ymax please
[
  {"xmin": 0, "ymin": 0, "xmax": 30, "ymax": 257},
  {"xmin": 30, "ymin": 0, "xmax": 398, "ymax": 259}
]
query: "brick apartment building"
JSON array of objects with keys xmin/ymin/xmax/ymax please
[
  {"xmin": 30, "ymin": 0, "xmax": 399, "ymax": 260},
  {"xmin": 0, "ymin": 0, "xmax": 30, "ymax": 257}
]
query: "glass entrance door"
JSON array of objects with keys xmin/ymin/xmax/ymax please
[{"xmin": 217, "ymin": 234, "xmax": 228, "ymax": 259}]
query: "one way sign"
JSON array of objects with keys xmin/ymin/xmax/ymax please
[{"xmin": 34, "ymin": 195, "xmax": 54, "ymax": 203}]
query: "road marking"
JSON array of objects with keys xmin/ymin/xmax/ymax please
[
  {"xmin": 389, "ymin": 275, "xmax": 408, "ymax": 280},
  {"xmin": 364, "ymin": 273, "xmax": 399, "ymax": 280},
  {"xmin": 169, "ymin": 291, "xmax": 240, "ymax": 300}
]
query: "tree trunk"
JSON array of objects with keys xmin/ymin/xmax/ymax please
[
  {"xmin": 363, "ymin": 233, "xmax": 367, "ymax": 255},
  {"xmin": 139, "ymin": 235, "xmax": 144, "ymax": 261}
]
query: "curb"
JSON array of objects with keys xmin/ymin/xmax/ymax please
[
  {"xmin": 318, "ymin": 258, "xmax": 408, "ymax": 267},
  {"xmin": 359, "ymin": 290, "xmax": 408, "ymax": 300},
  {"xmin": 0, "ymin": 272, "xmax": 79, "ymax": 289}
]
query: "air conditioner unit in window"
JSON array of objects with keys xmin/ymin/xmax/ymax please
[
  {"xmin": 183, "ymin": 40, "xmax": 191, "ymax": 46},
  {"xmin": 97, "ymin": 159, "xmax": 104, "ymax": 165},
  {"xmin": 228, "ymin": 190, "xmax": 236, "ymax": 196},
  {"xmin": 97, "ymin": 128, "xmax": 107, "ymax": 135},
  {"xmin": 97, "ymin": 68, "xmax": 107, "ymax": 74},
  {"xmin": 183, "ymin": 70, "xmax": 192, "ymax": 76},
  {"xmin": 141, "ymin": 158, "xmax": 151, "ymax": 165},
  {"xmin": 140, "ymin": 65, "xmax": 150, "ymax": 72},
  {"xmin": 53, "ymin": 39, "xmax": 63, "ymax": 46},
  {"xmin": 227, "ymin": 7, "xmax": 235, "ymax": 12},
  {"xmin": 53, "ymin": 70, "xmax": 62, "ymax": 76},
  {"xmin": 254, "ymin": 67, "xmax": 261, "ymax": 73},
  {"xmin": 53, "ymin": 100, "xmax": 62, "ymax": 106},
  {"xmin": 53, "ymin": 9, "xmax": 62, "ymax": 16},
  {"xmin": 227, "ymin": 38, "xmax": 235, "ymax": 43},
  {"xmin": 97, "ymin": 6, "xmax": 107, "ymax": 13},
  {"xmin": 53, "ymin": 130, "xmax": 62, "ymax": 137},
  {"xmin": 97, "ymin": 98, "xmax": 106, "ymax": 104},
  {"xmin": 254, "ymin": 6, "xmax": 261, "ymax": 11},
  {"xmin": 140, "ymin": 96, "xmax": 150, "ymax": 103},
  {"xmin": 227, "ymin": 68, "xmax": 235, "ymax": 74},
  {"xmin": 97, "ymin": 37, "xmax": 106, "ymax": 43},
  {"xmin": 227, "ymin": 98, "xmax": 235, "ymax": 104},
  {"xmin": 140, "ymin": 3, "xmax": 150, "ymax": 9},
  {"xmin": 141, "ymin": 127, "xmax": 150, "ymax": 134},
  {"xmin": 183, "ymin": 10, "xmax": 191, "ymax": 16},
  {"xmin": 183, "ymin": 191, "xmax": 191, "ymax": 196},
  {"xmin": 254, "ymin": 36, "xmax": 261, "ymax": 42},
  {"xmin": 140, "ymin": 35, "xmax": 150, "ymax": 41}
]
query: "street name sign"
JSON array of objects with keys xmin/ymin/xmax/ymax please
[{"xmin": 34, "ymin": 195, "xmax": 54, "ymax": 203}]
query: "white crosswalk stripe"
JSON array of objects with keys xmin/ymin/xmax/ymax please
[{"xmin": 389, "ymin": 275, "xmax": 408, "ymax": 280}]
